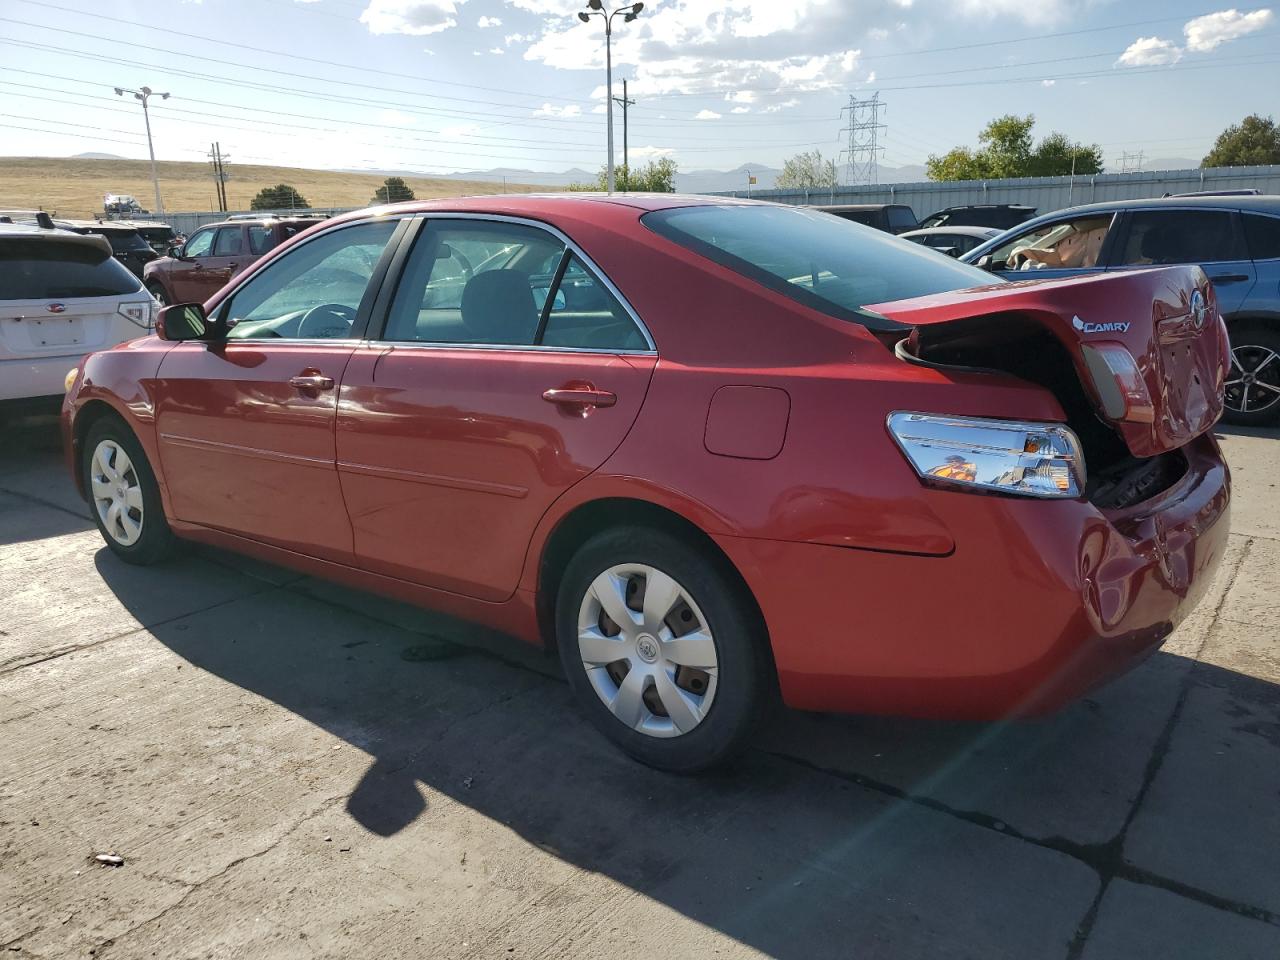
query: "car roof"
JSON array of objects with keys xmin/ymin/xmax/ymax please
[
  {"xmin": 0, "ymin": 222, "xmax": 113, "ymax": 252},
  {"xmin": 54, "ymin": 219, "xmax": 141, "ymax": 232},
  {"xmin": 1026, "ymin": 194, "xmax": 1280, "ymax": 220},
  {"xmin": 930, "ymin": 204, "xmax": 1035, "ymax": 212},
  {"xmin": 815, "ymin": 203, "xmax": 911, "ymax": 212}
]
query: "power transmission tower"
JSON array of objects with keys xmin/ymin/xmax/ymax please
[
  {"xmin": 207, "ymin": 142, "xmax": 230, "ymax": 212},
  {"xmin": 838, "ymin": 92, "xmax": 886, "ymax": 186},
  {"xmin": 1118, "ymin": 150, "xmax": 1145, "ymax": 174},
  {"xmin": 612, "ymin": 79, "xmax": 635, "ymax": 189}
]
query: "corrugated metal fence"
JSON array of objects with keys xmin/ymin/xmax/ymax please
[
  {"xmin": 162, "ymin": 207, "xmax": 357, "ymax": 235},
  {"xmin": 712, "ymin": 165, "xmax": 1280, "ymax": 218}
]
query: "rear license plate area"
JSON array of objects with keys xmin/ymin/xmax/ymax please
[{"xmin": 28, "ymin": 317, "xmax": 84, "ymax": 347}]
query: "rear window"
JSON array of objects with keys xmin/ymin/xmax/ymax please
[
  {"xmin": 0, "ymin": 239, "xmax": 142, "ymax": 299},
  {"xmin": 97, "ymin": 230, "xmax": 150, "ymax": 254},
  {"xmin": 887, "ymin": 207, "xmax": 917, "ymax": 231},
  {"xmin": 643, "ymin": 205, "xmax": 994, "ymax": 329}
]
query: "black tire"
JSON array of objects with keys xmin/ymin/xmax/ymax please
[
  {"xmin": 1223, "ymin": 325, "xmax": 1280, "ymax": 427},
  {"xmin": 82, "ymin": 415, "xmax": 180, "ymax": 565},
  {"xmin": 556, "ymin": 526, "xmax": 775, "ymax": 773},
  {"xmin": 146, "ymin": 282, "xmax": 169, "ymax": 307}
]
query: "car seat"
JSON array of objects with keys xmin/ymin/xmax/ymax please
[{"xmin": 460, "ymin": 271, "xmax": 539, "ymax": 345}]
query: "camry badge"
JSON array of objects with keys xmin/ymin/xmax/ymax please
[
  {"xmin": 46, "ymin": 303, "xmax": 66, "ymax": 314},
  {"xmin": 1073, "ymin": 315, "xmax": 1130, "ymax": 335}
]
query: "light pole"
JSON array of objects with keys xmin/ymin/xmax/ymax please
[
  {"xmin": 578, "ymin": 2, "xmax": 643, "ymax": 194},
  {"xmin": 114, "ymin": 85, "xmax": 170, "ymax": 216}
]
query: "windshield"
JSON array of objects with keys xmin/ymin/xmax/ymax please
[
  {"xmin": 88, "ymin": 229, "xmax": 150, "ymax": 254},
  {"xmin": 0, "ymin": 239, "xmax": 142, "ymax": 298},
  {"xmin": 644, "ymin": 204, "xmax": 994, "ymax": 330}
]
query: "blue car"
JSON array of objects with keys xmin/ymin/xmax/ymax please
[{"xmin": 963, "ymin": 195, "xmax": 1280, "ymax": 425}]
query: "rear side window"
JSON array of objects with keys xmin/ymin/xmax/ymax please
[
  {"xmin": 887, "ymin": 207, "xmax": 917, "ymax": 232},
  {"xmin": 1243, "ymin": 214, "xmax": 1280, "ymax": 260},
  {"xmin": 1116, "ymin": 210, "xmax": 1246, "ymax": 265},
  {"xmin": 644, "ymin": 205, "xmax": 992, "ymax": 329},
  {"xmin": 0, "ymin": 240, "xmax": 142, "ymax": 299},
  {"xmin": 213, "ymin": 227, "xmax": 243, "ymax": 257},
  {"xmin": 248, "ymin": 225, "xmax": 274, "ymax": 255}
]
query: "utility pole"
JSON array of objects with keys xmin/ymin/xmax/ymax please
[
  {"xmin": 207, "ymin": 142, "xmax": 230, "ymax": 212},
  {"xmin": 838, "ymin": 92, "xmax": 886, "ymax": 186},
  {"xmin": 114, "ymin": 85, "xmax": 170, "ymax": 215},
  {"xmin": 613, "ymin": 78, "xmax": 635, "ymax": 189}
]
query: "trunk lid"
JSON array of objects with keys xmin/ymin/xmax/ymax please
[{"xmin": 867, "ymin": 266, "xmax": 1230, "ymax": 458}]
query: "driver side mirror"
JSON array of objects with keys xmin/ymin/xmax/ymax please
[
  {"xmin": 156, "ymin": 303, "xmax": 211, "ymax": 341},
  {"xmin": 975, "ymin": 254, "xmax": 995, "ymax": 271}
]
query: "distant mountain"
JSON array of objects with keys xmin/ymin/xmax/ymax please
[{"xmin": 71, "ymin": 152, "xmax": 127, "ymax": 160}]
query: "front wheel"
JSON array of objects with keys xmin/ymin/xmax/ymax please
[
  {"xmin": 82, "ymin": 416, "xmax": 179, "ymax": 565},
  {"xmin": 1223, "ymin": 326, "xmax": 1280, "ymax": 426},
  {"xmin": 556, "ymin": 526, "xmax": 774, "ymax": 772},
  {"xmin": 146, "ymin": 282, "xmax": 169, "ymax": 307}
]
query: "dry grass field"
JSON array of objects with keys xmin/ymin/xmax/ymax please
[{"xmin": 0, "ymin": 156, "xmax": 554, "ymax": 219}]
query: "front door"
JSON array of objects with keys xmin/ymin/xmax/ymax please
[
  {"xmin": 153, "ymin": 217, "xmax": 403, "ymax": 560},
  {"xmin": 167, "ymin": 226, "xmax": 217, "ymax": 304},
  {"xmin": 336, "ymin": 216, "xmax": 656, "ymax": 601},
  {"xmin": 979, "ymin": 211, "xmax": 1121, "ymax": 282}
]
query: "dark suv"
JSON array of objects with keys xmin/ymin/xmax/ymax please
[
  {"xmin": 920, "ymin": 204, "xmax": 1037, "ymax": 230},
  {"xmin": 49, "ymin": 220, "xmax": 157, "ymax": 280},
  {"xmin": 143, "ymin": 217, "xmax": 322, "ymax": 306},
  {"xmin": 963, "ymin": 195, "xmax": 1280, "ymax": 425},
  {"xmin": 815, "ymin": 204, "xmax": 918, "ymax": 234}
]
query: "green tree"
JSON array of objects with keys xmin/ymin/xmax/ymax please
[
  {"xmin": 372, "ymin": 176, "xmax": 416, "ymax": 204},
  {"xmin": 776, "ymin": 149, "xmax": 838, "ymax": 190},
  {"xmin": 250, "ymin": 183, "xmax": 310, "ymax": 210},
  {"xmin": 1202, "ymin": 114, "xmax": 1280, "ymax": 168},
  {"xmin": 927, "ymin": 115, "xmax": 1102, "ymax": 181},
  {"xmin": 568, "ymin": 157, "xmax": 678, "ymax": 192}
]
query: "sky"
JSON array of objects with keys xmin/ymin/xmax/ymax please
[{"xmin": 0, "ymin": 0, "xmax": 1276, "ymax": 181}]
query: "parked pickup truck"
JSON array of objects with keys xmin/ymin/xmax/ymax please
[{"xmin": 143, "ymin": 216, "xmax": 323, "ymax": 305}]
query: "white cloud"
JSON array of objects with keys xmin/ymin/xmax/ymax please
[
  {"xmin": 763, "ymin": 98, "xmax": 800, "ymax": 113},
  {"xmin": 360, "ymin": 0, "xmax": 466, "ymax": 36},
  {"xmin": 504, "ymin": 31, "xmax": 532, "ymax": 45},
  {"xmin": 731, "ymin": 106, "xmax": 751, "ymax": 114},
  {"xmin": 592, "ymin": 103, "xmax": 607, "ymax": 114},
  {"xmin": 533, "ymin": 102, "xmax": 583, "ymax": 117},
  {"xmin": 488, "ymin": 46, "xmax": 504, "ymax": 53},
  {"xmin": 504, "ymin": 0, "xmax": 564, "ymax": 11},
  {"xmin": 695, "ymin": 109, "xmax": 722, "ymax": 119},
  {"xmin": 724, "ymin": 91, "xmax": 757, "ymax": 104},
  {"xmin": 865, "ymin": 70, "xmax": 876, "ymax": 83},
  {"xmin": 630, "ymin": 145, "xmax": 676, "ymax": 161},
  {"xmin": 1116, "ymin": 36, "xmax": 1183, "ymax": 66},
  {"xmin": 477, "ymin": 14, "xmax": 502, "ymax": 27},
  {"xmin": 1042, "ymin": 79, "xmax": 1056, "ymax": 86},
  {"xmin": 867, "ymin": 27, "xmax": 889, "ymax": 40},
  {"xmin": 1184, "ymin": 8, "xmax": 1273, "ymax": 51}
]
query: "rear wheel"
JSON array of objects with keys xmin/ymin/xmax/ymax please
[
  {"xmin": 556, "ymin": 526, "xmax": 773, "ymax": 772},
  {"xmin": 82, "ymin": 416, "xmax": 179, "ymax": 565},
  {"xmin": 146, "ymin": 282, "xmax": 169, "ymax": 307},
  {"xmin": 1224, "ymin": 326, "xmax": 1280, "ymax": 426}
]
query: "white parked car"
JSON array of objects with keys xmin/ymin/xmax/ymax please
[{"xmin": 1, "ymin": 222, "xmax": 154, "ymax": 412}]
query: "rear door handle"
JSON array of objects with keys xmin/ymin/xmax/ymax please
[
  {"xmin": 1209, "ymin": 274, "xmax": 1249, "ymax": 283},
  {"xmin": 542, "ymin": 386, "xmax": 617, "ymax": 408},
  {"xmin": 290, "ymin": 373, "xmax": 335, "ymax": 391}
]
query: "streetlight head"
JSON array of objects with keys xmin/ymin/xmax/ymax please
[
  {"xmin": 587, "ymin": 0, "xmax": 603, "ymax": 9},
  {"xmin": 578, "ymin": 10, "xmax": 591, "ymax": 20},
  {"xmin": 631, "ymin": 2, "xmax": 643, "ymax": 11},
  {"xmin": 134, "ymin": 92, "xmax": 144, "ymax": 101},
  {"xmin": 160, "ymin": 92, "xmax": 170, "ymax": 100},
  {"xmin": 141, "ymin": 86, "xmax": 152, "ymax": 95},
  {"xmin": 113, "ymin": 87, "xmax": 124, "ymax": 96},
  {"xmin": 623, "ymin": 11, "xmax": 636, "ymax": 20}
]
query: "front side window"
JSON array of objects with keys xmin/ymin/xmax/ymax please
[
  {"xmin": 1243, "ymin": 213, "xmax": 1280, "ymax": 261},
  {"xmin": 222, "ymin": 219, "xmax": 398, "ymax": 340},
  {"xmin": 183, "ymin": 229, "xmax": 215, "ymax": 259},
  {"xmin": 987, "ymin": 214, "xmax": 1114, "ymax": 272},
  {"xmin": 1115, "ymin": 210, "xmax": 1245, "ymax": 266},
  {"xmin": 645, "ymin": 205, "xmax": 992, "ymax": 327},
  {"xmin": 213, "ymin": 227, "xmax": 243, "ymax": 257}
]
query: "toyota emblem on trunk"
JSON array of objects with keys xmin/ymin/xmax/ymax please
[
  {"xmin": 46, "ymin": 303, "xmax": 66, "ymax": 314},
  {"xmin": 1189, "ymin": 290, "xmax": 1207, "ymax": 330}
]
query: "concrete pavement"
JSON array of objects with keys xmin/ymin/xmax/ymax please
[{"xmin": 2, "ymin": 415, "xmax": 1278, "ymax": 959}]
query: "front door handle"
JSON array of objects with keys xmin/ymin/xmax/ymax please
[
  {"xmin": 1209, "ymin": 274, "xmax": 1249, "ymax": 283},
  {"xmin": 290, "ymin": 373, "xmax": 335, "ymax": 392},
  {"xmin": 542, "ymin": 385, "xmax": 617, "ymax": 409}
]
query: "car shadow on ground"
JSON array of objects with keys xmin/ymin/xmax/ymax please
[{"xmin": 86, "ymin": 538, "xmax": 1280, "ymax": 959}]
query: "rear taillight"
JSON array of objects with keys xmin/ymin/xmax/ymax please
[
  {"xmin": 1079, "ymin": 343, "xmax": 1155, "ymax": 424},
  {"xmin": 887, "ymin": 412, "xmax": 1086, "ymax": 499},
  {"xmin": 118, "ymin": 301, "xmax": 154, "ymax": 331}
]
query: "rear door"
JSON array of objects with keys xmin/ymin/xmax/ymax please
[
  {"xmin": 153, "ymin": 217, "xmax": 404, "ymax": 560},
  {"xmin": 1109, "ymin": 208, "xmax": 1256, "ymax": 317},
  {"xmin": 336, "ymin": 215, "xmax": 656, "ymax": 602}
]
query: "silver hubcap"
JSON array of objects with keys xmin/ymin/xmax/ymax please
[
  {"xmin": 1225, "ymin": 345, "xmax": 1280, "ymax": 414},
  {"xmin": 90, "ymin": 440, "xmax": 144, "ymax": 546},
  {"xmin": 577, "ymin": 564, "xmax": 719, "ymax": 739}
]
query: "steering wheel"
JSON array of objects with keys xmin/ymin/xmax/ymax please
[{"xmin": 297, "ymin": 302, "xmax": 357, "ymax": 339}]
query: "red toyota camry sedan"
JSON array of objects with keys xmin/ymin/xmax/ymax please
[{"xmin": 62, "ymin": 195, "xmax": 1232, "ymax": 771}]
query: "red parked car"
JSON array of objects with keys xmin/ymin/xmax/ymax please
[
  {"xmin": 63, "ymin": 196, "xmax": 1232, "ymax": 771},
  {"xmin": 142, "ymin": 216, "xmax": 322, "ymax": 307}
]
